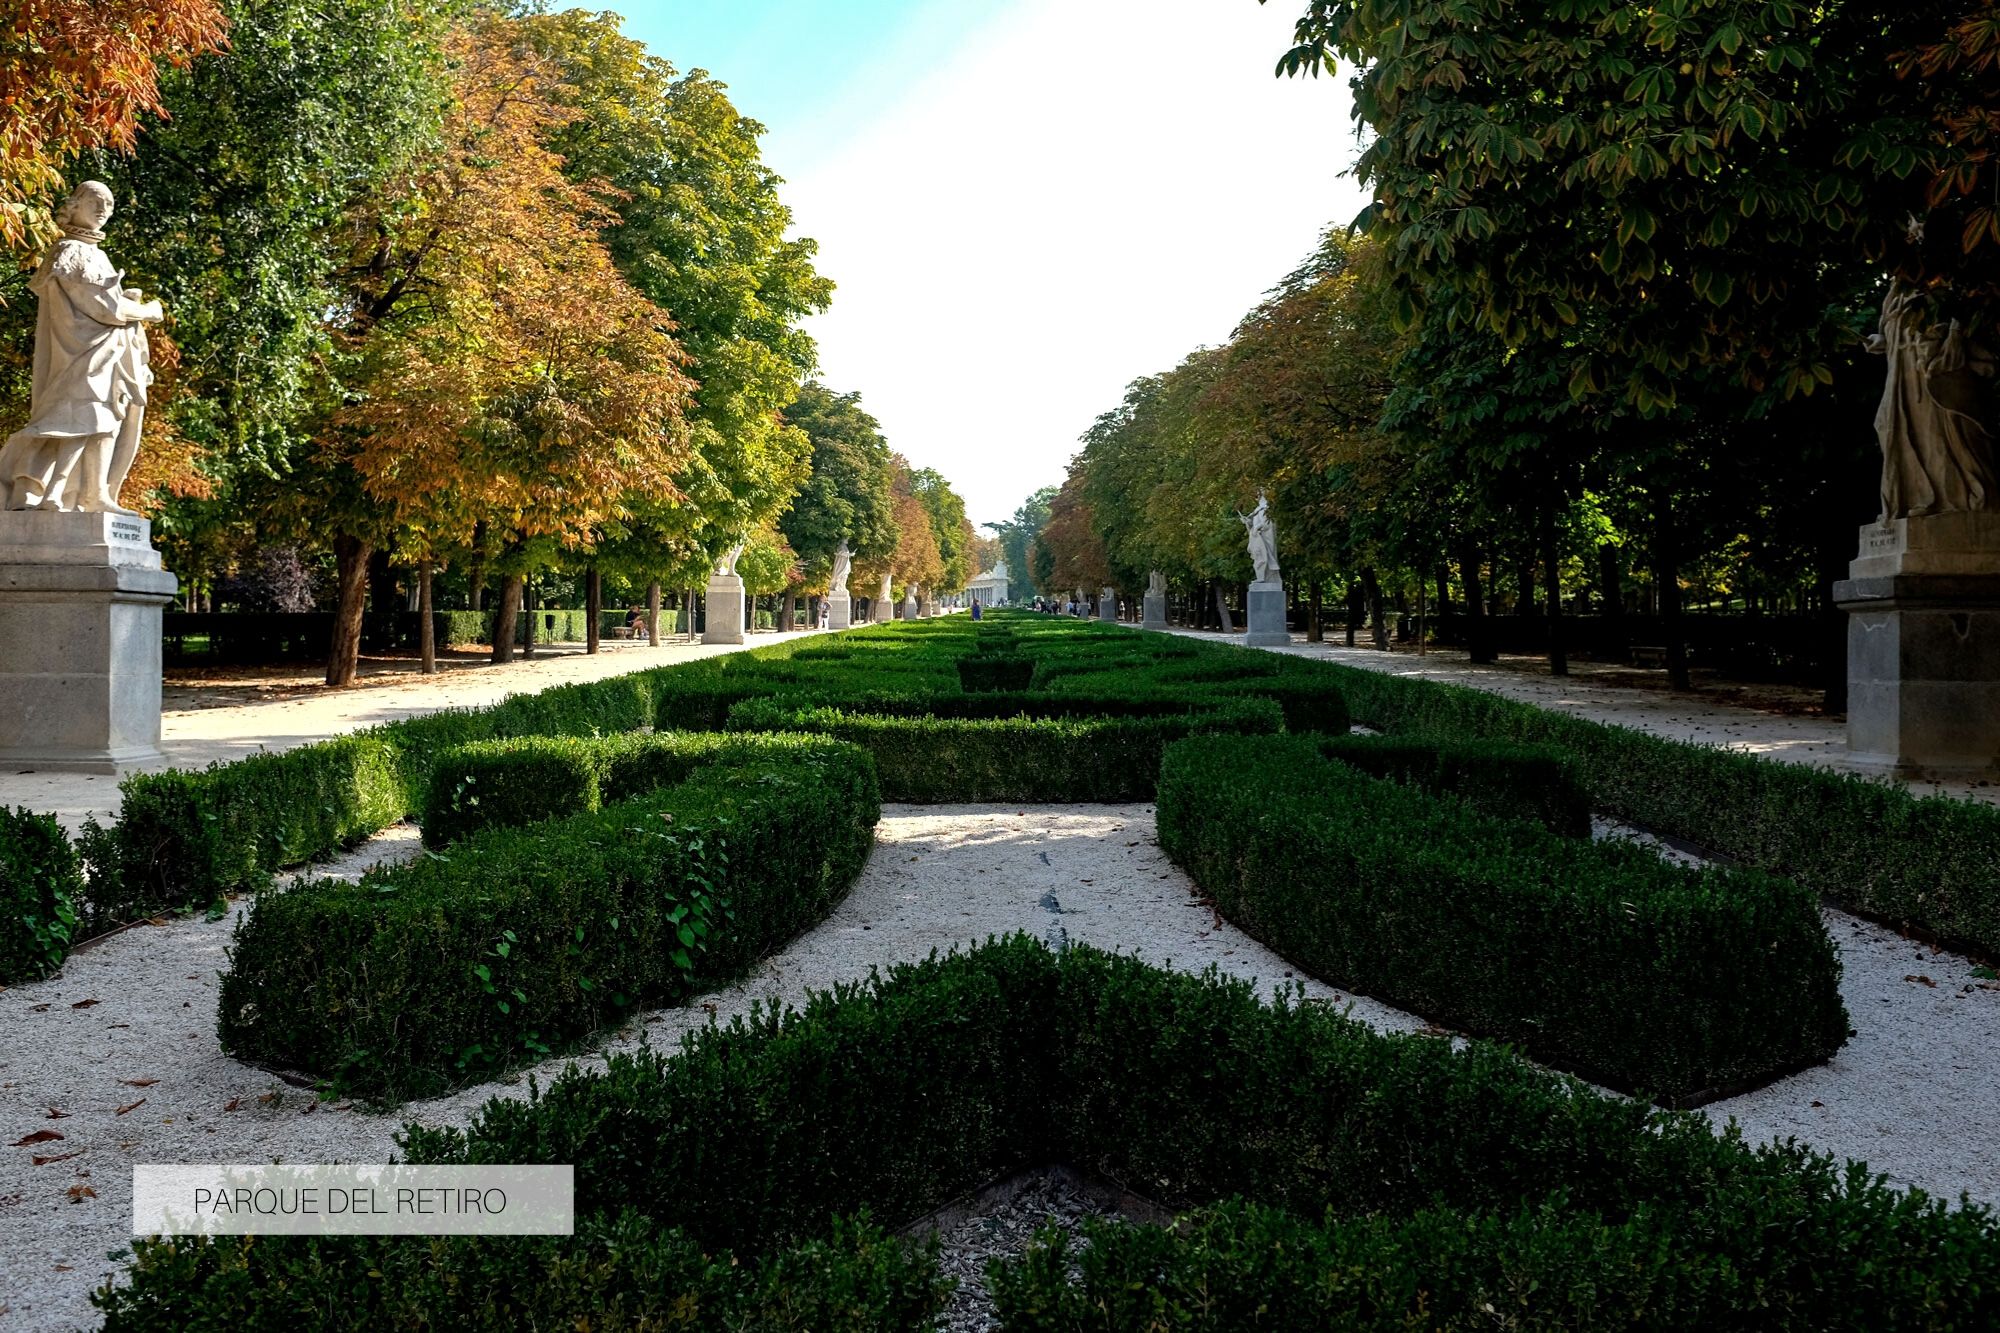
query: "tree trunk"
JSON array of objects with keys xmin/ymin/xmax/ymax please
[
  {"xmin": 1460, "ymin": 545, "xmax": 1492, "ymax": 664},
  {"xmin": 647, "ymin": 581, "xmax": 662, "ymax": 646},
  {"xmin": 1434, "ymin": 564, "xmax": 1452, "ymax": 619},
  {"xmin": 1346, "ymin": 580, "xmax": 1362, "ymax": 647},
  {"xmin": 491, "ymin": 575, "xmax": 522, "ymax": 663},
  {"xmin": 418, "ymin": 561, "xmax": 436, "ymax": 675},
  {"xmin": 1416, "ymin": 582, "xmax": 1428, "ymax": 656},
  {"xmin": 1653, "ymin": 491, "xmax": 1691, "ymax": 690},
  {"xmin": 1598, "ymin": 543, "xmax": 1624, "ymax": 617},
  {"xmin": 1307, "ymin": 579, "xmax": 1324, "ymax": 643},
  {"xmin": 1543, "ymin": 510, "xmax": 1568, "ymax": 677},
  {"xmin": 1214, "ymin": 582, "xmax": 1235, "ymax": 634},
  {"xmin": 586, "ymin": 567, "xmax": 602, "ymax": 655},
  {"xmin": 1516, "ymin": 556, "xmax": 1535, "ymax": 615},
  {"xmin": 522, "ymin": 576, "xmax": 537, "ymax": 659},
  {"xmin": 326, "ymin": 534, "xmax": 371, "ymax": 687},
  {"xmin": 1362, "ymin": 567, "xmax": 1389, "ymax": 649}
]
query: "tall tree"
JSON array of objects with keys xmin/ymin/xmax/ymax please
[{"xmin": 777, "ymin": 381, "xmax": 899, "ymax": 584}]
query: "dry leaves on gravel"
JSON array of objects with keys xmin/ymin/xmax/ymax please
[{"xmin": 12, "ymin": 1130, "xmax": 63, "ymax": 1147}]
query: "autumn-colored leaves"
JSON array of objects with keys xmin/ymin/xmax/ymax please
[{"xmin": 0, "ymin": 0, "xmax": 228, "ymax": 253}]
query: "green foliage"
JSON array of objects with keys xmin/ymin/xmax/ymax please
[
  {"xmin": 122, "ymin": 940, "xmax": 2000, "ymax": 1327},
  {"xmin": 0, "ymin": 807, "xmax": 85, "ymax": 984},
  {"xmin": 1318, "ymin": 732, "xmax": 1591, "ymax": 836},
  {"xmin": 98, "ymin": 1211, "xmax": 945, "ymax": 1332},
  {"xmin": 1327, "ymin": 658, "xmax": 2000, "ymax": 959},
  {"xmin": 220, "ymin": 735, "xmax": 879, "ymax": 1100},
  {"xmin": 421, "ymin": 736, "xmax": 604, "ymax": 849},
  {"xmin": 778, "ymin": 382, "xmax": 901, "ymax": 577},
  {"xmin": 1158, "ymin": 734, "xmax": 1849, "ymax": 1099}
]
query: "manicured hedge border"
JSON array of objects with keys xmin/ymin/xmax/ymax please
[
  {"xmin": 110, "ymin": 940, "xmax": 2000, "ymax": 1329},
  {"xmin": 0, "ymin": 807, "xmax": 83, "ymax": 984},
  {"xmin": 1320, "ymin": 658, "xmax": 2000, "ymax": 959},
  {"xmin": 1158, "ymin": 734, "xmax": 1849, "ymax": 1100},
  {"xmin": 727, "ymin": 695, "xmax": 1286, "ymax": 802},
  {"xmin": 1319, "ymin": 732, "xmax": 1591, "ymax": 836},
  {"xmin": 220, "ymin": 734, "xmax": 879, "ymax": 1100}
]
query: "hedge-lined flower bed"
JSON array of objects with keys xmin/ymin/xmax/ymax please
[
  {"xmin": 1157, "ymin": 733, "xmax": 1849, "ymax": 1101},
  {"xmin": 220, "ymin": 734, "xmax": 879, "ymax": 1099},
  {"xmin": 107, "ymin": 941, "xmax": 1999, "ymax": 1329}
]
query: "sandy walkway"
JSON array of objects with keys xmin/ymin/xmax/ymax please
[
  {"xmin": 4, "ymin": 805, "xmax": 1995, "ymax": 1331},
  {"xmin": 0, "ymin": 631, "xmax": 823, "ymax": 832}
]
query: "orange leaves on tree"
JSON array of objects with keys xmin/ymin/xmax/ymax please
[
  {"xmin": 333, "ymin": 18, "xmax": 694, "ymax": 559},
  {"xmin": 0, "ymin": 0, "xmax": 228, "ymax": 253}
]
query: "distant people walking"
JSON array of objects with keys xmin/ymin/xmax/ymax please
[{"xmin": 971, "ymin": 598, "xmax": 983, "ymax": 622}]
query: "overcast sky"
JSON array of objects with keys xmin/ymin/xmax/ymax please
[{"xmin": 599, "ymin": 0, "xmax": 1368, "ymax": 527}]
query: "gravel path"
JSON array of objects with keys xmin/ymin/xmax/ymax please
[{"xmin": 4, "ymin": 806, "xmax": 1995, "ymax": 1329}]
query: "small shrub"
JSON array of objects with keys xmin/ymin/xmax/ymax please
[
  {"xmin": 0, "ymin": 807, "xmax": 84, "ymax": 982},
  {"xmin": 1319, "ymin": 732, "xmax": 1591, "ymax": 836}
]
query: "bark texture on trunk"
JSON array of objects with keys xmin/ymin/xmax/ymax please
[
  {"xmin": 586, "ymin": 567, "xmax": 602, "ymax": 655},
  {"xmin": 1214, "ymin": 582, "xmax": 1235, "ymax": 634},
  {"xmin": 1653, "ymin": 491, "xmax": 1691, "ymax": 690},
  {"xmin": 522, "ymin": 577, "xmax": 537, "ymax": 659},
  {"xmin": 1307, "ymin": 580, "xmax": 1323, "ymax": 643},
  {"xmin": 1362, "ymin": 567, "xmax": 1389, "ymax": 650},
  {"xmin": 326, "ymin": 534, "xmax": 371, "ymax": 687},
  {"xmin": 1460, "ymin": 546, "xmax": 1492, "ymax": 664},
  {"xmin": 418, "ymin": 561, "xmax": 436, "ymax": 676},
  {"xmin": 492, "ymin": 575, "xmax": 522, "ymax": 663},
  {"xmin": 648, "ymin": 581, "xmax": 662, "ymax": 647},
  {"xmin": 1544, "ymin": 511, "xmax": 1569, "ymax": 677}
]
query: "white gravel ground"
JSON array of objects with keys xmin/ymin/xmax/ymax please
[{"xmin": 3, "ymin": 806, "xmax": 1995, "ymax": 1330}]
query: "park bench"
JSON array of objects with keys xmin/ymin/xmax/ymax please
[{"xmin": 1629, "ymin": 644, "xmax": 1669, "ymax": 668}]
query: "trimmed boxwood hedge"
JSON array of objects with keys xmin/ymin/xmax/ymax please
[
  {"xmin": 1319, "ymin": 732, "xmax": 1592, "ymax": 836},
  {"xmin": 220, "ymin": 734, "xmax": 879, "ymax": 1099},
  {"xmin": 0, "ymin": 806, "xmax": 84, "ymax": 984},
  {"xmin": 726, "ymin": 694, "xmax": 1286, "ymax": 802},
  {"xmin": 1322, "ymin": 657, "xmax": 2000, "ymax": 960},
  {"xmin": 1157, "ymin": 733, "xmax": 1849, "ymax": 1100},
  {"xmin": 111, "ymin": 940, "xmax": 2000, "ymax": 1330}
]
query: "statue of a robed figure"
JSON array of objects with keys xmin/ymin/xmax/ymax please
[
  {"xmin": 0, "ymin": 182, "xmax": 163, "ymax": 514},
  {"xmin": 0, "ymin": 181, "xmax": 178, "ymax": 772},
  {"xmin": 1836, "ymin": 263, "xmax": 2000, "ymax": 778},
  {"xmin": 1235, "ymin": 490, "xmax": 1289, "ymax": 646}
]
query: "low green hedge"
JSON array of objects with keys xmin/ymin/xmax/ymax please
[
  {"xmin": 727, "ymin": 695, "xmax": 1286, "ymax": 802},
  {"xmin": 99, "ymin": 1212, "xmax": 943, "ymax": 1331},
  {"xmin": 1319, "ymin": 732, "xmax": 1592, "ymax": 836},
  {"xmin": 0, "ymin": 807, "xmax": 83, "ymax": 983},
  {"xmin": 116, "ymin": 940, "xmax": 1999, "ymax": 1328},
  {"xmin": 1157, "ymin": 734, "xmax": 1849, "ymax": 1100},
  {"xmin": 219, "ymin": 734, "xmax": 880, "ymax": 1099},
  {"xmin": 1324, "ymin": 658, "xmax": 2000, "ymax": 959}
]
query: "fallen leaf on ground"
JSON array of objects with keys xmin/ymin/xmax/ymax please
[
  {"xmin": 70, "ymin": 999, "xmax": 99, "ymax": 1009},
  {"xmin": 46, "ymin": 1107, "xmax": 67, "ymax": 1119},
  {"xmin": 119, "ymin": 1078, "xmax": 158, "ymax": 1088},
  {"xmin": 12, "ymin": 1130, "xmax": 63, "ymax": 1147},
  {"xmin": 256, "ymin": 1092, "xmax": 279, "ymax": 1106},
  {"xmin": 66, "ymin": 1184, "xmax": 96, "ymax": 1202},
  {"xmin": 29, "ymin": 1003, "xmax": 48, "ymax": 1012},
  {"xmin": 1905, "ymin": 974, "xmax": 1937, "ymax": 987},
  {"xmin": 32, "ymin": 1151, "xmax": 80, "ymax": 1165},
  {"xmin": 115, "ymin": 1098, "xmax": 146, "ymax": 1116}
]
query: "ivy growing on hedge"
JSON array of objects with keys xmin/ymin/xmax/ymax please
[
  {"xmin": 1157, "ymin": 733, "xmax": 1849, "ymax": 1100},
  {"xmin": 111, "ymin": 941, "xmax": 2000, "ymax": 1329}
]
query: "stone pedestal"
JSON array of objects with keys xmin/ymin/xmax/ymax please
[
  {"xmin": 702, "ymin": 572, "xmax": 746, "ymax": 645},
  {"xmin": 871, "ymin": 577, "xmax": 894, "ymax": 624},
  {"xmin": 1142, "ymin": 590, "xmax": 1168, "ymax": 631},
  {"xmin": 1244, "ymin": 578, "xmax": 1289, "ymax": 647},
  {"xmin": 826, "ymin": 591, "xmax": 852, "ymax": 632},
  {"xmin": 1835, "ymin": 513, "xmax": 2000, "ymax": 778},
  {"xmin": 898, "ymin": 592, "xmax": 917, "ymax": 620},
  {"xmin": 1098, "ymin": 587, "xmax": 1117, "ymax": 623},
  {"xmin": 0, "ymin": 510, "xmax": 178, "ymax": 772}
]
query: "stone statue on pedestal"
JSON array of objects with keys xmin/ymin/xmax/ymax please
[
  {"xmin": 0, "ymin": 182, "xmax": 162, "ymax": 515},
  {"xmin": 828, "ymin": 539, "xmax": 852, "ymax": 596},
  {"xmin": 714, "ymin": 541, "xmax": 745, "ymax": 578},
  {"xmin": 1868, "ymin": 278, "xmax": 1998, "ymax": 521},
  {"xmin": 1237, "ymin": 491, "xmax": 1281, "ymax": 585}
]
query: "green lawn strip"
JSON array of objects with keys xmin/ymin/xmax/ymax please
[{"xmin": 1157, "ymin": 733, "xmax": 1849, "ymax": 1100}]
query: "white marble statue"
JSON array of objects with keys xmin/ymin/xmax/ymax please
[
  {"xmin": 828, "ymin": 539, "xmax": 852, "ymax": 595},
  {"xmin": 1236, "ymin": 490, "xmax": 1281, "ymax": 584},
  {"xmin": 1868, "ymin": 277, "xmax": 1998, "ymax": 520},
  {"xmin": 1148, "ymin": 569, "xmax": 1167, "ymax": 595},
  {"xmin": 0, "ymin": 182, "xmax": 163, "ymax": 514},
  {"xmin": 713, "ymin": 541, "xmax": 745, "ymax": 578}
]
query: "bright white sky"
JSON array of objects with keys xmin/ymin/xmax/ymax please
[{"xmin": 605, "ymin": 0, "xmax": 1368, "ymax": 527}]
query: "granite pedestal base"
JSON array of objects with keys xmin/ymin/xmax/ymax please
[
  {"xmin": 1244, "ymin": 578, "xmax": 1289, "ymax": 647},
  {"xmin": 826, "ymin": 591, "xmax": 852, "ymax": 632},
  {"xmin": 1142, "ymin": 591, "xmax": 1167, "ymax": 631},
  {"xmin": 1836, "ymin": 515, "xmax": 2000, "ymax": 778},
  {"xmin": 0, "ymin": 510, "xmax": 177, "ymax": 772},
  {"xmin": 702, "ymin": 573, "xmax": 746, "ymax": 645}
]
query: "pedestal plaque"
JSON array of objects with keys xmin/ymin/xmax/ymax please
[
  {"xmin": 1835, "ymin": 513, "xmax": 2000, "ymax": 778},
  {"xmin": 0, "ymin": 510, "xmax": 178, "ymax": 772},
  {"xmin": 826, "ymin": 590, "xmax": 852, "ymax": 632},
  {"xmin": 1244, "ymin": 578, "xmax": 1289, "ymax": 647},
  {"xmin": 701, "ymin": 572, "xmax": 746, "ymax": 645}
]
